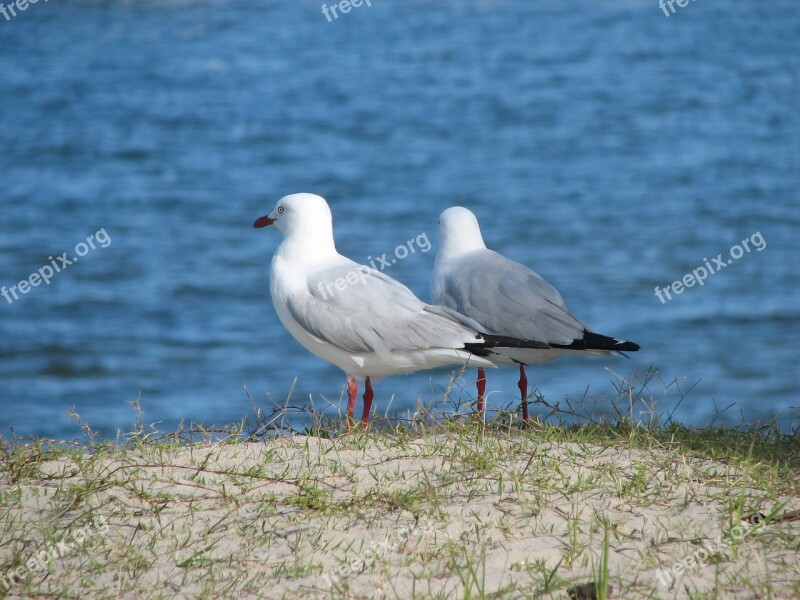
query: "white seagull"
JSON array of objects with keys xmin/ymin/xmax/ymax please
[
  {"xmin": 432, "ymin": 206, "xmax": 640, "ymax": 425},
  {"xmin": 253, "ymin": 194, "xmax": 550, "ymax": 428}
]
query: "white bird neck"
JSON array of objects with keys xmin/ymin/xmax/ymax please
[
  {"xmin": 438, "ymin": 232, "xmax": 487, "ymax": 261},
  {"xmin": 275, "ymin": 230, "xmax": 339, "ymax": 265}
]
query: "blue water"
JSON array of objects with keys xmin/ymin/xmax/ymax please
[{"xmin": 1, "ymin": 1, "xmax": 798, "ymax": 439}]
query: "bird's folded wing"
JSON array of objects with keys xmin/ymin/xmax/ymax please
[
  {"xmin": 287, "ymin": 261, "xmax": 481, "ymax": 355},
  {"xmin": 437, "ymin": 250, "xmax": 588, "ymax": 345}
]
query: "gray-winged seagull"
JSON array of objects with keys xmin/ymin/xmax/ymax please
[
  {"xmin": 253, "ymin": 194, "xmax": 551, "ymax": 428},
  {"xmin": 432, "ymin": 206, "xmax": 640, "ymax": 425}
]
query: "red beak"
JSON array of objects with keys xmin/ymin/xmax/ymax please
[{"xmin": 253, "ymin": 215, "xmax": 275, "ymax": 228}]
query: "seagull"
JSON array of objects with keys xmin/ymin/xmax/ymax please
[
  {"xmin": 432, "ymin": 206, "xmax": 640, "ymax": 425},
  {"xmin": 253, "ymin": 193, "xmax": 551, "ymax": 429}
]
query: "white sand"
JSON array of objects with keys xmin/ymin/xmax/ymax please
[{"xmin": 1, "ymin": 432, "xmax": 798, "ymax": 598}]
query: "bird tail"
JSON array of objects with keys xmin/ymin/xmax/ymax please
[
  {"xmin": 464, "ymin": 330, "xmax": 639, "ymax": 364},
  {"xmin": 549, "ymin": 330, "xmax": 640, "ymax": 352}
]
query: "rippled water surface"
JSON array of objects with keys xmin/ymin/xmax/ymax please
[{"xmin": 1, "ymin": 1, "xmax": 798, "ymax": 438}]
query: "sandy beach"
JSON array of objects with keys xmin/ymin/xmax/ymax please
[{"xmin": 1, "ymin": 423, "xmax": 799, "ymax": 599}]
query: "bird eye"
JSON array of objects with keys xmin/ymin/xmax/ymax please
[{"xmin": 278, "ymin": 206, "xmax": 284, "ymax": 214}]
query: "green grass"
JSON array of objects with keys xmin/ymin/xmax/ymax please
[{"xmin": 1, "ymin": 381, "xmax": 799, "ymax": 599}]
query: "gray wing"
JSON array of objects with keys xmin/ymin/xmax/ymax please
[
  {"xmin": 434, "ymin": 249, "xmax": 588, "ymax": 345},
  {"xmin": 287, "ymin": 260, "xmax": 482, "ymax": 355}
]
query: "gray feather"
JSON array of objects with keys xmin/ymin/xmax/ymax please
[
  {"xmin": 288, "ymin": 262, "xmax": 481, "ymax": 354},
  {"xmin": 434, "ymin": 249, "xmax": 587, "ymax": 345}
]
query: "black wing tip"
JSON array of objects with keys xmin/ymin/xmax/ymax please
[
  {"xmin": 480, "ymin": 333, "xmax": 551, "ymax": 350},
  {"xmin": 463, "ymin": 333, "xmax": 550, "ymax": 357},
  {"xmin": 551, "ymin": 330, "xmax": 640, "ymax": 352},
  {"xmin": 464, "ymin": 330, "xmax": 640, "ymax": 356}
]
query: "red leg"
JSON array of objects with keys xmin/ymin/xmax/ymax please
[
  {"xmin": 360, "ymin": 376, "xmax": 374, "ymax": 425},
  {"xmin": 518, "ymin": 364, "xmax": 529, "ymax": 426},
  {"xmin": 476, "ymin": 368, "xmax": 486, "ymax": 414},
  {"xmin": 345, "ymin": 376, "xmax": 358, "ymax": 431}
]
